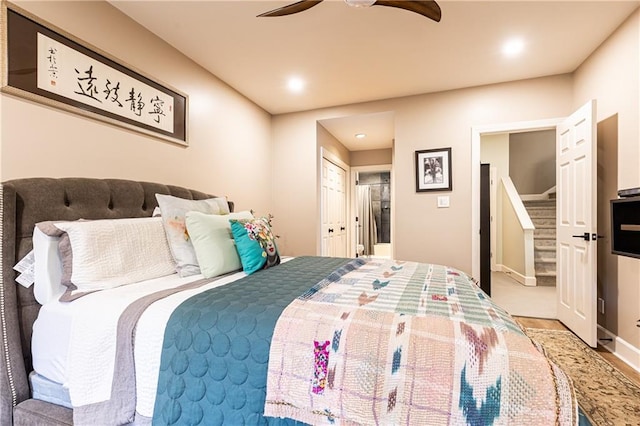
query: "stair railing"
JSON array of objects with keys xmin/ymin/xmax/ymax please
[
  {"xmin": 500, "ymin": 177, "xmax": 537, "ymax": 286},
  {"xmin": 520, "ymin": 185, "xmax": 556, "ymax": 202}
]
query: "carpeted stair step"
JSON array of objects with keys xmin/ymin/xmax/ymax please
[
  {"xmin": 535, "ymin": 258, "xmax": 556, "ymax": 274},
  {"xmin": 535, "ymin": 272, "xmax": 557, "ymax": 286},
  {"xmin": 526, "ymin": 208, "xmax": 556, "ymax": 218},
  {"xmin": 532, "ymin": 217, "xmax": 556, "ymax": 226},
  {"xmin": 535, "ymin": 245, "xmax": 556, "ymax": 260},
  {"xmin": 534, "ymin": 237, "xmax": 556, "ymax": 247},
  {"xmin": 523, "ymin": 199, "xmax": 556, "ymax": 207},
  {"xmin": 534, "ymin": 228, "xmax": 556, "ymax": 238},
  {"xmin": 523, "ymin": 198, "xmax": 557, "ymax": 287}
]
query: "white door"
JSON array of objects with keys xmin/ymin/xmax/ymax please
[
  {"xmin": 321, "ymin": 158, "xmax": 347, "ymax": 257},
  {"xmin": 556, "ymin": 99, "xmax": 597, "ymax": 347}
]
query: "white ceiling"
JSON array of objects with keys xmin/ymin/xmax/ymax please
[
  {"xmin": 320, "ymin": 111, "xmax": 395, "ymax": 151},
  {"xmin": 109, "ymin": 0, "xmax": 639, "ymax": 150}
]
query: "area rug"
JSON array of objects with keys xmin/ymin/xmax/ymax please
[{"xmin": 525, "ymin": 328, "xmax": 640, "ymax": 426}]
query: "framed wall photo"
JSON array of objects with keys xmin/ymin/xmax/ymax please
[
  {"xmin": 1, "ymin": 3, "xmax": 188, "ymax": 145},
  {"xmin": 415, "ymin": 147, "xmax": 452, "ymax": 192}
]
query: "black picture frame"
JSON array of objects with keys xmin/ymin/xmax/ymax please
[
  {"xmin": 415, "ymin": 147, "xmax": 452, "ymax": 192},
  {"xmin": 1, "ymin": 4, "xmax": 188, "ymax": 145}
]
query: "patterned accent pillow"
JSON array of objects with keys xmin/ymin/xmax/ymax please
[
  {"xmin": 229, "ymin": 217, "xmax": 280, "ymax": 275},
  {"xmin": 155, "ymin": 194, "xmax": 230, "ymax": 277}
]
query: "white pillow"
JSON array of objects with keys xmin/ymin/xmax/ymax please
[
  {"xmin": 52, "ymin": 217, "xmax": 176, "ymax": 301},
  {"xmin": 155, "ymin": 194, "xmax": 231, "ymax": 277},
  {"xmin": 33, "ymin": 226, "xmax": 65, "ymax": 304}
]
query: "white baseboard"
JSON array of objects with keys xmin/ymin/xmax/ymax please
[
  {"xmin": 597, "ymin": 325, "xmax": 640, "ymax": 373},
  {"xmin": 498, "ymin": 265, "xmax": 537, "ymax": 287}
]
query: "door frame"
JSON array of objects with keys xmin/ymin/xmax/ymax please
[
  {"xmin": 489, "ymin": 166, "xmax": 498, "ymax": 271},
  {"xmin": 471, "ymin": 118, "xmax": 563, "ymax": 279},
  {"xmin": 351, "ymin": 164, "xmax": 393, "ymax": 258},
  {"xmin": 319, "ymin": 147, "xmax": 350, "ymax": 256},
  {"xmin": 480, "ymin": 163, "xmax": 492, "ymax": 296}
]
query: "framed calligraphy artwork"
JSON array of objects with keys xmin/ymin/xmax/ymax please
[{"xmin": 1, "ymin": 4, "xmax": 188, "ymax": 145}]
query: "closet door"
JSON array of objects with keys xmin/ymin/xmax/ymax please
[{"xmin": 322, "ymin": 157, "xmax": 347, "ymax": 257}]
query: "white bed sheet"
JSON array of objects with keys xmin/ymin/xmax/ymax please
[{"xmin": 31, "ymin": 268, "xmax": 250, "ymax": 417}]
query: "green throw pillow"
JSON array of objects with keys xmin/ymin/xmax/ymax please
[
  {"xmin": 229, "ymin": 217, "xmax": 280, "ymax": 274},
  {"xmin": 185, "ymin": 210, "xmax": 253, "ymax": 278}
]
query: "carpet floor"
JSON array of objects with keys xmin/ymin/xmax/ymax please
[
  {"xmin": 524, "ymin": 328, "xmax": 640, "ymax": 426},
  {"xmin": 491, "ymin": 271, "xmax": 556, "ymax": 319}
]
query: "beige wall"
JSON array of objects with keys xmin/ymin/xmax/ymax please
[
  {"xmin": 573, "ymin": 9, "xmax": 640, "ymax": 349},
  {"xmin": 500, "ymin": 185, "xmax": 525, "ymax": 276},
  {"xmin": 350, "ymin": 149, "xmax": 392, "ymax": 167},
  {"xmin": 317, "ymin": 124, "xmax": 350, "ymax": 165},
  {"xmin": 509, "ymin": 130, "xmax": 556, "ymax": 194},
  {"xmin": 596, "ymin": 115, "xmax": 618, "ymax": 329},
  {"xmin": 480, "ymin": 134, "xmax": 510, "ymax": 175},
  {"xmin": 480, "ymin": 133, "xmax": 510, "ymax": 266},
  {"xmin": 273, "ymin": 75, "xmax": 574, "ymax": 272},
  {"xmin": 1, "ymin": 1, "xmax": 272, "ymax": 214}
]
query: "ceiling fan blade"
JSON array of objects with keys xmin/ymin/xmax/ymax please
[
  {"xmin": 373, "ymin": 0, "xmax": 441, "ymax": 22},
  {"xmin": 257, "ymin": 0, "xmax": 324, "ymax": 17}
]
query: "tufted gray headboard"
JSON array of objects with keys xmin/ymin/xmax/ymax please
[{"xmin": 0, "ymin": 178, "xmax": 232, "ymax": 425}]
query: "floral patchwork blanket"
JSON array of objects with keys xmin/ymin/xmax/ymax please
[{"xmin": 264, "ymin": 259, "xmax": 577, "ymax": 425}]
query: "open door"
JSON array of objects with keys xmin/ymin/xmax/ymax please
[
  {"xmin": 480, "ymin": 163, "xmax": 491, "ymax": 296},
  {"xmin": 556, "ymin": 99, "xmax": 597, "ymax": 347}
]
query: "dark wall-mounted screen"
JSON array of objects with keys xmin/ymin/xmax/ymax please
[{"xmin": 611, "ymin": 197, "xmax": 640, "ymax": 259}]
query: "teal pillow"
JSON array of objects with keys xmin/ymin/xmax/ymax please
[
  {"xmin": 229, "ymin": 217, "xmax": 280, "ymax": 275},
  {"xmin": 185, "ymin": 210, "xmax": 253, "ymax": 278}
]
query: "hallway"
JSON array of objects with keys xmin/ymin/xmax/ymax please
[{"xmin": 491, "ymin": 271, "xmax": 556, "ymax": 319}]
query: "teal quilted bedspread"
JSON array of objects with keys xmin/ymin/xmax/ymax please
[{"xmin": 152, "ymin": 256, "xmax": 357, "ymax": 425}]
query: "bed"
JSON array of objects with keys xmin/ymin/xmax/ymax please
[{"xmin": 0, "ymin": 177, "xmax": 579, "ymax": 425}]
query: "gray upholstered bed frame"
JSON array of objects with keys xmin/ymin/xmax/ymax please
[{"xmin": 0, "ymin": 178, "xmax": 231, "ymax": 425}]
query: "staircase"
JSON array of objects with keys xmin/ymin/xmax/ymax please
[{"xmin": 523, "ymin": 199, "xmax": 557, "ymax": 286}]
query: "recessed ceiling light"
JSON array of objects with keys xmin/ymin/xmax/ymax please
[
  {"xmin": 502, "ymin": 38, "xmax": 525, "ymax": 57},
  {"xmin": 287, "ymin": 77, "xmax": 305, "ymax": 93},
  {"xmin": 355, "ymin": 133, "xmax": 366, "ymax": 139}
]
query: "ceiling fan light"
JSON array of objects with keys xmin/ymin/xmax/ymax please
[{"xmin": 344, "ymin": 0, "xmax": 377, "ymax": 8}]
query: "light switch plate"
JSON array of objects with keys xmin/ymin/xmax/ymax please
[{"xmin": 437, "ymin": 196, "xmax": 450, "ymax": 208}]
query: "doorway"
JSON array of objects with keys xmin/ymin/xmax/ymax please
[
  {"xmin": 480, "ymin": 130, "xmax": 557, "ymax": 314},
  {"xmin": 471, "ymin": 102, "xmax": 599, "ymax": 348},
  {"xmin": 472, "ymin": 119, "xmax": 561, "ymax": 278},
  {"xmin": 352, "ymin": 165, "xmax": 392, "ymax": 259},
  {"xmin": 473, "ymin": 120, "xmax": 562, "ymax": 320}
]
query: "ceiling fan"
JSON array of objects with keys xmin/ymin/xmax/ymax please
[{"xmin": 258, "ymin": 0, "xmax": 441, "ymax": 23}]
